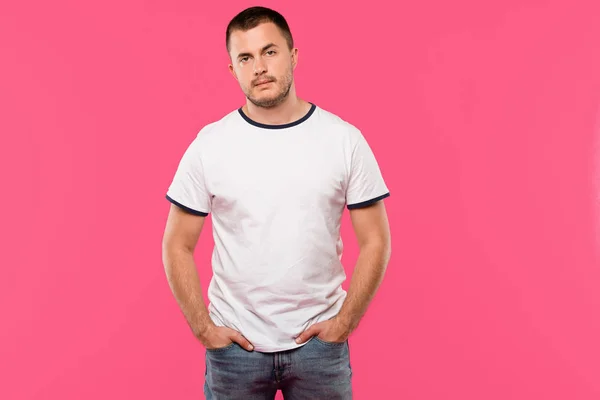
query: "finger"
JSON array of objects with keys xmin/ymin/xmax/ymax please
[
  {"xmin": 232, "ymin": 331, "xmax": 254, "ymax": 351},
  {"xmin": 295, "ymin": 325, "xmax": 318, "ymax": 344}
]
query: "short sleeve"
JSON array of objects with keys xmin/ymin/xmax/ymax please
[
  {"xmin": 165, "ymin": 137, "xmax": 211, "ymax": 216},
  {"xmin": 346, "ymin": 130, "xmax": 390, "ymax": 209}
]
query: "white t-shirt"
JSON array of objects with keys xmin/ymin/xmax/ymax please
[{"xmin": 165, "ymin": 103, "xmax": 390, "ymax": 352}]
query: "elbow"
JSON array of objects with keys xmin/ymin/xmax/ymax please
[
  {"xmin": 161, "ymin": 234, "xmax": 173, "ymax": 268},
  {"xmin": 161, "ymin": 236, "xmax": 194, "ymax": 270},
  {"xmin": 381, "ymin": 239, "xmax": 392, "ymax": 264},
  {"xmin": 360, "ymin": 235, "xmax": 391, "ymax": 262},
  {"xmin": 161, "ymin": 237, "xmax": 193, "ymax": 271}
]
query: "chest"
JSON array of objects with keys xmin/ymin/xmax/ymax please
[{"xmin": 205, "ymin": 137, "xmax": 348, "ymax": 213}]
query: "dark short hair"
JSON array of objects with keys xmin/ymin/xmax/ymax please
[{"xmin": 226, "ymin": 6, "xmax": 294, "ymax": 54}]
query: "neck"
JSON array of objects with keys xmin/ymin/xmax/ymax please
[{"xmin": 242, "ymin": 87, "xmax": 310, "ymax": 126}]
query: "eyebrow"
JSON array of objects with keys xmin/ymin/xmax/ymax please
[{"xmin": 236, "ymin": 43, "xmax": 277, "ymax": 60}]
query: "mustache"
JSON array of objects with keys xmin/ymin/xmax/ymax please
[{"xmin": 252, "ymin": 76, "xmax": 276, "ymax": 86}]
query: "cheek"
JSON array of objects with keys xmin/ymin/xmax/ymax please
[{"xmin": 236, "ymin": 69, "xmax": 252, "ymax": 86}]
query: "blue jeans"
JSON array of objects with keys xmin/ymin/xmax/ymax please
[{"xmin": 204, "ymin": 336, "xmax": 353, "ymax": 399}]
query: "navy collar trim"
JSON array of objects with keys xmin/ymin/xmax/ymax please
[{"xmin": 238, "ymin": 103, "xmax": 316, "ymax": 129}]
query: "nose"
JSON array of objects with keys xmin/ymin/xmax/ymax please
[{"xmin": 253, "ymin": 57, "xmax": 266, "ymax": 75}]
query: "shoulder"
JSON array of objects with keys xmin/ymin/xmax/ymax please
[
  {"xmin": 195, "ymin": 109, "xmax": 240, "ymax": 141},
  {"xmin": 182, "ymin": 108, "xmax": 244, "ymax": 154},
  {"xmin": 174, "ymin": 109, "xmax": 240, "ymax": 161},
  {"xmin": 313, "ymin": 105, "xmax": 364, "ymax": 145}
]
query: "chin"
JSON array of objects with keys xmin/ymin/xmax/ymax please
[
  {"xmin": 253, "ymin": 87, "xmax": 273, "ymax": 95},
  {"xmin": 250, "ymin": 97, "xmax": 283, "ymax": 109},
  {"xmin": 253, "ymin": 93, "xmax": 277, "ymax": 102}
]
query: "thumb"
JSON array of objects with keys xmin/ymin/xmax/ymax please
[
  {"xmin": 231, "ymin": 331, "xmax": 254, "ymax": 351},
  {"xmin": 295, "ymin": 324, "xmax": 319, "ymax": 344}
]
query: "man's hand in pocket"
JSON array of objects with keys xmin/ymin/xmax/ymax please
[{"xmin": 197, "ymin": 324, "xmax": 254, "ymax": 351}]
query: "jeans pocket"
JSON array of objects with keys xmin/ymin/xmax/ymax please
[
  {"xmin": 206, "ymin": 342, "xmax": 236, "ymax": 353},
  {"xmin": 313, "ymin": 336, "xmax": 347, "ymax": 347}
]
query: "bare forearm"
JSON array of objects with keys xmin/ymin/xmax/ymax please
[
  {"xmin": 336, "ymin": 242, "xmax": 391, "ymax": 331},
  {"xmin": 163, "ymin": 249, "xmax": 212, "ymax": 338}
]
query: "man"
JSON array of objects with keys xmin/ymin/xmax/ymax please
[{"xmin": 162, "ymin": 6, "xmax": 391, "ymax": 399}]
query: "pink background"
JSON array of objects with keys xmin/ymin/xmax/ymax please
[{"xmin": 2, "ymin": 0, "xmax": 600, "ymax": 399}]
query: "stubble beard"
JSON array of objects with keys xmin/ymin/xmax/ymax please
[{"xmin": 245, "ymin": 70, "xmax": 293, "ymax": 109}]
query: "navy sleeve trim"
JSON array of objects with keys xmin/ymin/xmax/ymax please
[
  {"xmin": 166, "ymin": 194, "xmax": 209, "ymax": 216},
  {"xmin": 347, "ymin": 192, "xmax": 390, "ymax": 210}
]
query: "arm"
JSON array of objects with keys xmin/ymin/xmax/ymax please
[
  {"xmin": 161, "ymin": 204, "xmax": 212, "ymax": 338},
  {"xmin": 295, "ymin": 200, "xmax": 391, "ymax": 343},
  {"xmin": 162, "ymin": 204, "xmax": 255, "ymax": 350},
  {"xmin": 336, "ymin": 200, "xmax": 392, "ymax": 333}
]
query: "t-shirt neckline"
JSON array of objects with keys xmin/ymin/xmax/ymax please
[{"xmin": 237, "ymin": 103, "xmax": 316, "ymax": 130}]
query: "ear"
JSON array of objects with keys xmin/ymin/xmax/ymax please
[
  {"xmin": 291, "ymin": 48, "xmax": 299, "ymax": 70},
  {"xmin": 228, "ymin": 63, "xmax": 238, "ymax": 81}
]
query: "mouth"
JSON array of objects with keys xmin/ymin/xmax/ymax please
[{"xmin": 255, "ymin": 80, "xmax": 273, "ymax": 86}]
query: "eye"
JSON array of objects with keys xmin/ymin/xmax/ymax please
[
  {"xmin": 240, "ymin": 56, "xmax": 249, "ymax": 63},
  {"xmin": 266, "ymin": 50, "xmax": 276, "ymax": 56}
]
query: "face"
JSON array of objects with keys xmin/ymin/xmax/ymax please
[{"xmin": 228, "ymin": 22, "xmax": 298, "ymax": 109}]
